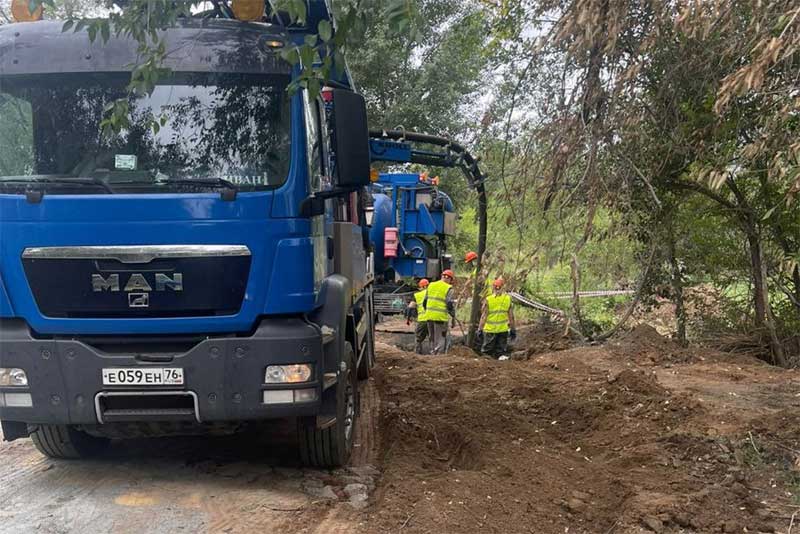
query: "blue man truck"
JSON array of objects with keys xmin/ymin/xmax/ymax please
[{"xmin": 0, "ymin": 2, "xmax": 376, "ymax": 467}]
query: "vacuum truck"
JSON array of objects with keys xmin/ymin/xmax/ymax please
[{"xmin": 368, "ymin": 172, "xmax": 457, "ymax": 315}]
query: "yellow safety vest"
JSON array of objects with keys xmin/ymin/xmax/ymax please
[
  {"xmin": 425, "ymin": 280, "xmax": 451, "ymax": 322},
  {"xmin": 484, "ymin": 293, "xmax": 511, "ymax": 333},
  {"xmin": 414, "ymin": 290, "xmax": 428, "ymax": 322}
]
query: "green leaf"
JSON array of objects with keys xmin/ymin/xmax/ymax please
[
  {"xmin": 299, "ymin": 44, "xmax": 314, "ymax": 67},
  {"xmin": 307, "ymin": 77, "xmax": 321, "ymax": 99},
  {"xmin": 304, "ymin": 34, "xmax": 318, "ymax": 47},
  {"xmin": 318, "ymin": 20, "xmax": 333, "ymax": 43},
  {"xmin": 100, "ymin": 22, "xmax": 110, "ymax": 43},
  {"xmin": 291, "ymin": 0, "xmax": 307, "ymax": 24},
  {"xmin": 87, "ymin": 24, "xmax": 98, "ymax": 44},
  {"xmin": 280, "ymin": 47, "xmax": 301, "ymax": 65},
  {"xmin": 62, "ymin": 20, "xmax": 74, "ymax": 33}
]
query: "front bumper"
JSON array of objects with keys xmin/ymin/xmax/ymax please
[{"xmin": 0, "ymin": 318, "xmax": 325, "ymax": 426}]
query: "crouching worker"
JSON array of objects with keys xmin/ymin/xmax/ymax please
[
  {"xmin": 406, "ymin": 279, "xmax": 431, "ymax": 354},
  {"xmin": 424, "ymin": 270, "xmax": 456, "ymax": 354},
  {"xmin": 478, "ymin": 278, "xmax": 517, "ymax": 359}
]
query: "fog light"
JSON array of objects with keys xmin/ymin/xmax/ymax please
[
  {"xmin": 293, "ymin": 388, "xmax": 317, "ymax": 402},
  {"xmin": 0, "ymin": 392, "xmax": 32, "ymax": 407},
  {"xmin": 262, "ymin": 390, "xmax": 293, "ymax": 405},
  {"xmin": 261, "ymin": 388, "xmax": 318, "ymax": 405},
  {"xmin": 0, "ymin": 368, "xmax": 28, "ymax": 387},
  {"xmin": 265, "ymin": 364, "xmax": 312, "ymax": 384}
]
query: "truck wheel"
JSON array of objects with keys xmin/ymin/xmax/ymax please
[
  {"xmin": 29, "ymin": 424, "xmax": 109, "ymax": 459},
  {"xmin": 357, "ymin": 322, "xmax": 375, "ymax": 380},
  {"xmin": 298, "ymin": 343, "xmax": 357, "ymax": 468}
]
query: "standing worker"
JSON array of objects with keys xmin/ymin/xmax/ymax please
[
  {"xmin": 478, "ymin": 278, "xmax": 517, "ymax": 359},
  {"xmin": 424, "ymin": 270, "xmax": 456, "ymax": 354},
  {"xmin": 406, "ymin": 279, "xmax": 431, "ymax": 354},
  {"xmin": 465, "ymin": 250, "xmax": 492, "ymax": 298}
]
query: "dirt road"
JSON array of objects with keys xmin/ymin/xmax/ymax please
[
  {"xmin": 0, "ymin": 383, "xmax": 380, "ymax": 534},
  {"xmin": 1, "ymin": 327, "xmax": 799, "ymax": 533}
]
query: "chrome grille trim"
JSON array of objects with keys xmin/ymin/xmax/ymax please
[{"xmin": 22, "ymin": 245, "xmax": 251, "ymax": 264}]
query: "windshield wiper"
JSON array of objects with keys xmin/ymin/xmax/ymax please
[{"xmin": 0, "ymin": 176, "xmax": 114, "ymax": 202}]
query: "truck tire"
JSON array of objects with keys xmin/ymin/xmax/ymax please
[
  {"xmin": 29, "ymin": 424, "xmax": 109, "ymax": 459},
  {"xmin": 298, "ymin": 343, "xmax": 357, "ymax": 468}
]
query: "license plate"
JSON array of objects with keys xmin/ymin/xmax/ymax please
[{"xmin": 102, "ymin": 368, "xmax": 184, "ymax": 386}]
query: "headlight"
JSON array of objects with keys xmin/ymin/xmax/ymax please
[
  {"xmin": 264, "ymin": 364, "xmax": 313, "ymax": 384},
  {"xmin": 0, "ymin": 368, "xmax": 28, "ymax": 387}
]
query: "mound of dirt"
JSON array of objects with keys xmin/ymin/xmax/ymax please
[
  {"xmin": 611, "ymin": 324, "xmax": 696, "ymax": 365},
  {"xmin": 513, "ymin": 322, "xmax": 581, "ymax": 357},
  {"xmin": 446, "ymin": 345, "xmax": 481, "ymax": 359},
  {"xmin": 362, "ymin": 338, "xmax": 788, "ymax": 534}
]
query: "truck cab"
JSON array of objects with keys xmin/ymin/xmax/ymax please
[{"xmin": 0, "ymin": 9, "xmax": 375, "ymax": 467}]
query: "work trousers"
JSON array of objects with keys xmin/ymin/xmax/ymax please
[
  {"xmin": 482, "ymin": 332, "xmax": 509, "ymax": 359},
  {"xmin": 427, "ymin": 320, "xmax": 450, "ymax": 354},
  {"xmin": 415, "ymin": 321, "xmax": 429, "ymax": 354}
]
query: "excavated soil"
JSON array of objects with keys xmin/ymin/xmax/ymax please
[{"xmin": 358, "ymin": 331, "xmax": 800, "ymax": 534}]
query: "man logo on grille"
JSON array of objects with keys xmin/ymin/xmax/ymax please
[
  {"xmin": 128, "ymin": 293, "xmax": 150, "ymax": 308},
  {"xmin": 91, "ymin": 273, "xmax": 183, "ymax": 292}
]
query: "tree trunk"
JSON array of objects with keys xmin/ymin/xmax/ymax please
[
  {"xmin": 793, "ymin": 264, "xmax": 800, "ymax": 310},
  {"xmin": 467, "ymin": 186, "xmax": 489, "ymax": 346},
  {"xmin": 747, "ymin": 231, "xmax": 768, "ymax": 326},
  {"xmin": 745, "ymin": 227, "xmax": 787, "ymax": 366},
  {"xmin": 570, "ymin": 252, "xmax": 584, "ymax": 330},
  {"xmin": 570, "ymin": 201, "xmax": 598, "ymax": 337},
  {"xmin": 596, "ymin": 241, "xmax": 658, "ymax": 342},
  {"xmin": 666, "ymin": 224, "xmax": 687, "ymax": 346}
]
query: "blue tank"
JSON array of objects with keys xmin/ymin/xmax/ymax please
[
  {"xmin": 369, "ymin": 192, "xmax": 394, "ymax": 274},
  {"xmin": 369, "ymin": 173, "xmax": 456, "ymax": 283}
]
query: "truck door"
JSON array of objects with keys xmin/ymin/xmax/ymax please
[{"xmin": 303, "ymin": 90, "xmax": 332, "ymax": 294}]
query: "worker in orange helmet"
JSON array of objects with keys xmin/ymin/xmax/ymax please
[
  {"xmin": 478, "ymin": 277, "xmax": 516, "ymax": 359},
  {"xmin": 406, "ymin": 279, "xmax": 431, "ymax": 354},
  {"xmin": 464, "ymin": 250, "xmax": 492, "ymax": 298},
  {"xmin": 423, "ymin": 270, "xmax": 455, "ymax": 354}
]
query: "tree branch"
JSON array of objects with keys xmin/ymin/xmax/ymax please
[
  {"xmin": 669, "ymin": 179, "xmax": 739, "ymax": 211},
  {"xmin": 596, "ymin": 239, "xmax": 659, "ymax": 342}
]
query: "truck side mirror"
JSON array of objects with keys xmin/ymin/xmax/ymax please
[{"xmin": 331, "ymin": 89, "xmax": 370, "ymax": 188}]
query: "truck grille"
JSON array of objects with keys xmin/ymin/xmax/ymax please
[
  {"xmin": 95, "ymin": 391, "xmax": 199, "ymax": 423},
  {"xmin": 21, "ymin": 245, "xmax": 250, "ymax": 318}
]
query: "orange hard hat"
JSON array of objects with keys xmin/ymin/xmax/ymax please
[
  {"xmin": 493, "ymin": 277, "xmax": 505, "ymax": 288},
  {"xmin": 442, "ymin": 269, "xmax": 455, "ymax": 279},
  {"xmin": 418, "ymin": 278, "xmax": 430, "ymax": 288},
  {"xmin": 465, "ymin": 251, "xmax": 478, "ymax": 263}
]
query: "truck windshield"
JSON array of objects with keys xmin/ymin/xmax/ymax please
[{"xmin": 0, "ymin": 72, "xmax": 291, "ymax": 192}]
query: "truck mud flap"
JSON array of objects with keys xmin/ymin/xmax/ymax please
[{"xmin": 309, "ymin": 275, "xmax": 351, "ymax": 422}]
